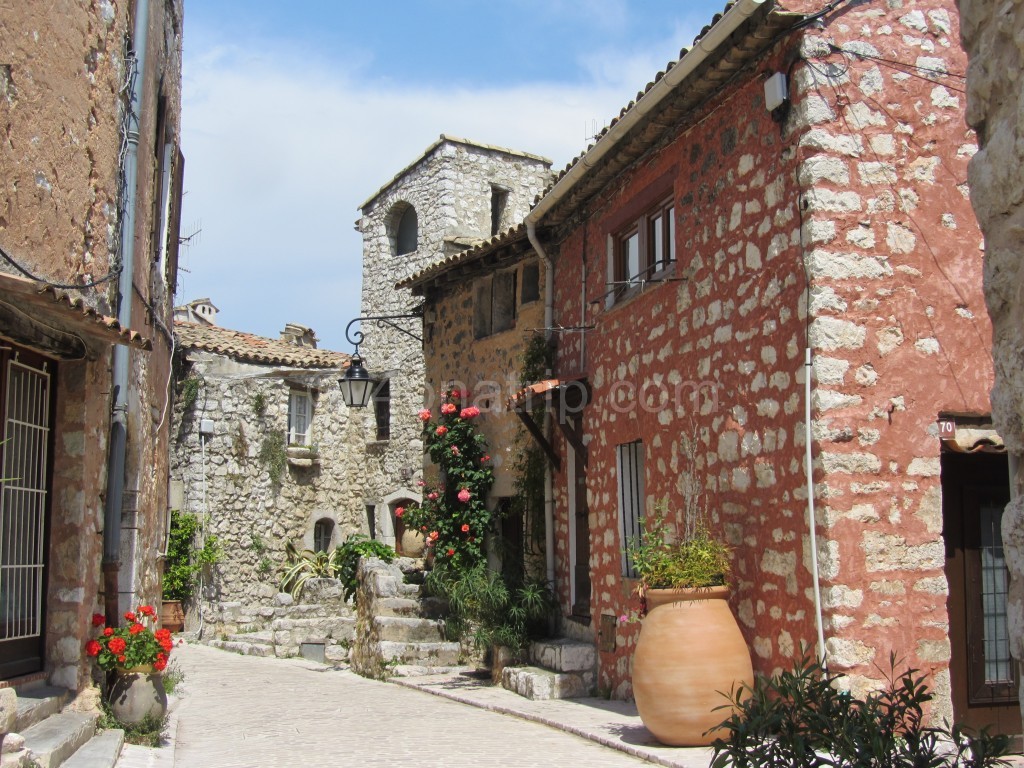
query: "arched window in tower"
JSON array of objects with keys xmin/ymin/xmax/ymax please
[{"xmin": 396, "ymin": 206, "xmax": 418, "ymax": 255}]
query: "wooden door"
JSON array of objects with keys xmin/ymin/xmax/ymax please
[{"xmin": 943, "ymin": 451, "xmax": 1021, "ymax": 737}]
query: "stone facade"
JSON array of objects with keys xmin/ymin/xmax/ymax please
[
  {"xmin": 355, "ymin": 136, "xmax": 553, "ymax": 548},
  {"xmin": 958, "ymin": 0, "xmax": 1024, "ymax": 723},
  {"xmin": 170, "ymin": 321, "xmax": 362, "ymax": 635},
  {"xmin": 0, "ymin": 0, "xmax": 183, "ymax": 691},
  {"xmin": 530, "ymin": 0, "xmax": 989, "ymax": 722}
]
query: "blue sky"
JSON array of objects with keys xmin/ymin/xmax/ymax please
[{"xmin": 178, "ymin": 1, "xmax": 729, "ymax": 350}]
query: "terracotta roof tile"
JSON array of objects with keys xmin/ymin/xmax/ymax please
[
  {"xmin": 175, "ymin": 321, "xmax": 348, "ymax": 369},
  {"xmin": 398, "ymin": 224, "xmax": 531, "ymax": 290}
]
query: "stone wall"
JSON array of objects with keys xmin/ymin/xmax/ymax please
[
  {"xmin": 0, "ymin": 0, "xmax": 183, "ymax": 690},
  {"xmin": 170, "ymin": 350, "xmax": 363, "ymax": 633},
  {"xmin": 356, "ymin": 137, "xmax": 553, "ymax": 546},
  {"xmin": 548, "ymin": 0, "xmax": 986, "ymax": 714},
  {"xmin": 958, "ymin": 0, "xmax": 1024, "ymax": 714}
]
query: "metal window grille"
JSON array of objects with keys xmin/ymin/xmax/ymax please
[
  {"xmin": 617, "ymin": 441, "xmax": 645, "ymax": 578},
  {"xmin": 980, "ymin": 497, "xmax": 1012, "ymax": 684},
  {"xmin": 0, "ymin": 359, "xmax": 50, "ymax": 642}
]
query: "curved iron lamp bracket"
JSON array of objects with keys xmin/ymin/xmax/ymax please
[{"xmin": 344, "ymin": 308, "xmax": 423, "ymax": 354}]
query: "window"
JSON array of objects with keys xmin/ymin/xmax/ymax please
[
  {"xmin": 373, "ymin": 379, "xmax": 391, "ymax": 441},
  {"xmin": 491, "ymin": 187, "xmax": 509, "ymax": 236},
  {"xmin": 473, "ymin": 270, "xmax": 518, "ymax": 338},
  {"xmin": 612, "ymin": 197, "xmax": 675, "ymax": 302},
  {"xmin": 397, "ymin": 206, "xmax": 418, "ymax": 255},
  {"xmin": 288, "ymin": 390, "xmax": 312, "ymax": 445},
  {"xmin": 617, "ymin": 441, "xmax": 645, "ymax": 578},
  {"xmin": 313, "ymin": 518, "xmax": 334, "ymax": 553},
  {"xmin": 521, "ymin": 261, "xmax": 540, "ymax": 304}
]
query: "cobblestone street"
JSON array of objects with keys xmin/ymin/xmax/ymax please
[{"xmin": 119, "ymin": 644, "xmax": 676, "ymax": 768}]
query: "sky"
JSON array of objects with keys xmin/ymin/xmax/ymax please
[{"xmin": 178, "ymin": 0, "xmax": 730, "ymax": 351}]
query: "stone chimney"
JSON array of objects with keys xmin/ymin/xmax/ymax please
[{"xmin": 280, "ymin": 323, "xmax": 317, "ymax": 348}]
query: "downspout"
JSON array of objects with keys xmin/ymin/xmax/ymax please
[
  {"xmin": 523, "ymin": 0, "xmax": 767, "ymax": 597},
  {"xmin": 805, "ymin": 347, "xmax": 827, "ymax": 666},
  {"xmin": 103, "ymin": 0, "xmax": 149, "ymax": 624}
]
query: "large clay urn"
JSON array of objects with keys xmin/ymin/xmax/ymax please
[{"xmin": 632, "ymin": 586, "xmax": 752, "ymax": 746}]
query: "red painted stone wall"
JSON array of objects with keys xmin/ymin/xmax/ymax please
[{"xmin": 548, "ymin": 0, "xmax": 989, "ymax": 712}]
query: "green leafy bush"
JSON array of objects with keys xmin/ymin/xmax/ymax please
[
  {"xmin": 163, "ymin": 510, "xmax": 220, "ymax": 602},
  {"xmin": 279, "ymin": 536, "xmax": 395, "ymax": 602},
  {"xmin": 626, "ymin": 505, "xmax": 730, "ymax": 593},
  {"xmin": 258, "ymin": 431, "xmax": 287, "ymax": 484},
  {"xmin": 710, "ymin": 654, "xmax": 1011, "ymax": 767},
  {"xmin": 426, "ymin": 564, "xmax": 553, "ymax": 654}
]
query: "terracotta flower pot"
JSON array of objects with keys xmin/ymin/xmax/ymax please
[
  {"xmin": 400, "ymin": 529, "xmax": 426, "ymax": 558},
  {"xmin": 109, "ymin": 667, "xmax": 168, "ymax": 725},
  {"xmin": 632, "ymin": 586, "xmax": 753, "ymax": 746},
  {"xmin": 161, "ymin": 600, "xmax": 185, "ymax": 633}
]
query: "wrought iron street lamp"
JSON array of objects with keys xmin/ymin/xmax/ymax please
[{"xmin": 338, "ymin": 309, "xmax": 423, "ymax": 408}]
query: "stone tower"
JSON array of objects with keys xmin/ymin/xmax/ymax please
[{"xmin": 355, "ymin": 135, "xmax": 553, "ymax": 547}]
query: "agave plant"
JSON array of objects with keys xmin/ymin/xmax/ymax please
[{"xmin": 279, "ymin": 541, "xmax": 337, "ymax": 599}]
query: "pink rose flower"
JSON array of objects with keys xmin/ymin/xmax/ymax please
[
  {"xmin": 459, "ymin": 406, "xmax": 480, "ymax": 419},
  {"xmin": 451, "ymin": 446, "xmax": 460, "ymax": 456},
  {"xmin": 417, "ymin": 409, "xmax": 431, "ymax": 421},
  {"xmin": 435, "ymin": 425, "xmax": 448, "ymax": 436},
  {"xmin": 441, "ymin": 403, "xmax": 457, "ymax": 415},
  {"xmin": 428, "ymin": 492, "xmax": 439, "ymax": 501},
  {"xmin": 461, "ymin": 523, "xmax": 470, "ymax": 533},
  {"xmin": 395, "ymin": 506, "xmax": 404, "ymax": 518},
  {"xmin": 457, "ymin": 489, "xmax": 471, "ymax": 503}
]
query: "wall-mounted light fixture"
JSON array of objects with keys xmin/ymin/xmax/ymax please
[{"xmin": 338, "ymin": 309, "xmax": 423, "ymax": 408}]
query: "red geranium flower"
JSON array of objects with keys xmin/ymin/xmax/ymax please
[
  {"xmin": 447, "ymin": 548, "xmax": 455, "ymax": 556},
  {"xmin": 139, "ymin": 605, "xmax": 156, "ymax": 617},
  {"xmin": 123, "ymin": 611, "xmax": 136, "ymax": 622},
  {"xmin": 86, "ymin": 640, "xmax": 102, "ymax": 657},
  {"xmin": 91, "ymin": 613, "xmax": 105, "ymax": 627},
  {"xmin": 117, "ymin": 655, "xmax": 126, "ymax": 663},
  {"xmin": 103, "ymin": 627, "xmax": 114, "ymax": 637},
  {"xmin": 154, "ymin": 658, "xmax": 167, "ymax": 672},
  {"xmin": 129, "ymin": 623, "xmax": 145, "ymax": 635},
  {"xmin": 108, "ymin": 637, "xmax": 127, "ymax": 655}
]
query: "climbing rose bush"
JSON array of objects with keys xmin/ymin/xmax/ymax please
[
  {"xmin": 403, "ymin": 390, "xmax": 494, "ymax": 572},
  {"xmin": 85, "ymin": 605, "xmax": 174, "ymax": 672}
]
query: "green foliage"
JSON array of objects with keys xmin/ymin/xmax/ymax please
[
  {"xmin": 711, "ymin": 655, "xmax": 1012, "ymax": 768},
  {"xmin": 163, "ymin": 510, "xmax": 220, "ymax": 602},
  {"xmin": 161, "ymin": 660, "xmax": 185, "ymax": 695},
  {"xmin": 251, "ymin": 391, "xmax": 267, "ymax": 416},
  {"xmin": 98, "ymin": 702, "xmax": 168, "ymax": 747},
  {"xmin": 402, "ymin": 390, "xmax": 495, "ymax": 571},
  {"xmin": 333, "ymin": 534, "xmax": 396, "ymax": 602},
  {"xmin": 258, "ymin": 431, "xmax": 287, "ymax": 484},
  {"xmin": 626, "ymin": 504, "xmax": 730, "ymax": 593},
  {"xmin": 181, "ymin": 376, "xmax": 202, "ymax": 411},
  {"xmin": 279, "ymin": 537, "xmax": 395, "ymax": 602},
  {"xmin": 520, "ymin": 333, "xmax": 554, "ymax": 384},
  {"xmin": 426, "ymin": 564, "xmax": 553, "ymax": 654}
]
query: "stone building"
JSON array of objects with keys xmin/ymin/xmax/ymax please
[
  {"xmin": 481, "ymin": 0, "xmax": 1007, "ymax": 733},
  {"xmin": 399, "ymin": 227, "xmax": 551, "ymax": 574},
  {"xmin": 958, "ymin": 0, "xmax": 1024, "ymax": 728},
  {"xmin": 354, "ymin": 135, "xmax": 553, "ymax": 552},
  {"xmin": 170, "ymin": 320, "xmax": 360, "ymax": 635},
  {"xmin": 0, "ymin": 0, "xmax": 183, "ymax": 693}
]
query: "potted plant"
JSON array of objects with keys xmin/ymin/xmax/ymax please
[
  {"xmin": 625, "ymin": 503, "xmax": 753, "ymax": 747},
  {"xmin": 85, "ymin": 605, "xmax": 174, "ymax": 724},
  {"xmin": 162, "ymin": 510, "xmax": 220, "ymax": 632}
]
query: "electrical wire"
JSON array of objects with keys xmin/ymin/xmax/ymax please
[{"xmin": 0, "ymin": 243, "xmax": 121, "ymax": 290}]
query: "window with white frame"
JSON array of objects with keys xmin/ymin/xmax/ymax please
[
  {"xmin": 610, "ymin": 196, "xmax": 675, "ymax": 303},
  {"xmin": 288, "ymin": 390, "xmax": 312, "ymax": 445},
  {"xmin": 617, "ymin": 440, "xmax": 645, "ymax": 578}
]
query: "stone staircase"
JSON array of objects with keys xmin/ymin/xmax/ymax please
[
  {"xmin": 501, "ymin": 638, "xmax": 597, "ymax": 700},
  {"xmin": 1, "ymin": 684, "xmax": 124, "ymax": 768},
  {"xmin": 206, "ymin": 579, "xmax": 356, "ymax": 663},
  {"xmin": 350, "ymin": 557, "xmax": 462, "ymax": 679}
]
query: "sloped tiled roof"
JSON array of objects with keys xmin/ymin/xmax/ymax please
[
  {"xmin": 398, "ymin": 224, "xmax": 533, "ymax": 292},
  {"xmin": 0, "ymin": 272, "xmax": 151, "ymax": 351},
  {"xmin": 175, "ymin": 321, "xmax": 348, "ymax": 369}
]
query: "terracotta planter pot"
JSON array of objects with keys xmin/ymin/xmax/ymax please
[
  {"xmin": 161, "ymin": 600, "xmax": 185, "ymax": 633},
  {"xmin": 400, "ymin": 529, "xmax": 426, "ymax": 558},
  {"xmin": 632, "ymin": 586, "xmax": 752, "ymax": 747},
  {"xmin": 109, "ymin": 667, "xmax": 168, "ymax": 725}
]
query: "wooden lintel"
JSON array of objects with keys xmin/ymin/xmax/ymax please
[{"xmin": 513, "ymin": 408, "xmax": 561, "ymax": 472}]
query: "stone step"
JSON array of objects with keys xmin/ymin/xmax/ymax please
[
  {"xmin": 227, "ymin": 630, "xmax": 274, "ymax": 644},
  {"xmin": 15, "ymin": 685, "xmax": 73, "ymax": 732},
  {"xmin": 389, "ymin": 664, "xmax": 466, "ymax": 678},
  {"xmin": 377, "ymin": 641, "xmax": 461, "ymax": 667},
  {"xmin": 209, "ymin": 639, "xmax": 274, "ymax": 657},
  {"xmin": 529, "ymin": 638, "xmax": 596, "ymax": 673},
  {"xmin": 397, "ymin": 582, "xmax": 422, "ymax": 598},
  {"xmin": 502, "ymin": 666, "xmax": 593, "ymax": 700},
  {"xmin": 21, "ymin": 711, "xmax": 98, "ymax": 768},
  {"xmin": 62, "ymin": 728, "xmax": 125, "ymax": 768},
  {"xmin": 373, "ymin": 596, "xmax": 446, "ymax": 619},
  {"xmin": 372, "ymin": 616, "xmax": 444, "ymax": 643}
]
